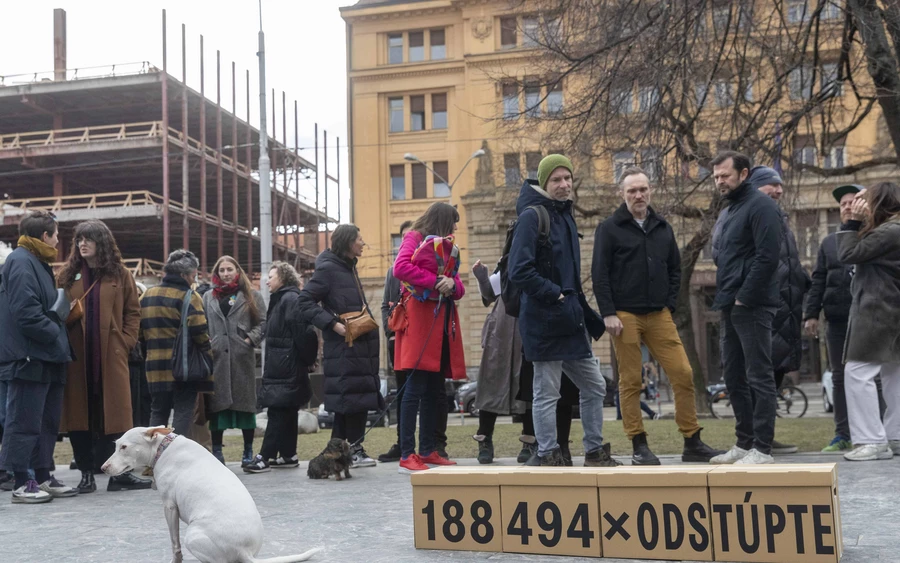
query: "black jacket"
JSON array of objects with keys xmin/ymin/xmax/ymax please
[
  {"xmin": 592, "ymin": 203, "xmax": 680, "ymax": 317},
  {"xmin": 771, "ymin": 211, "xmax": 812, "ymax": 373},
  {"xmin": 381, "ymin": 266, "xmax": 401, "ymax": 338},
  {"xmin": 259, "ymin": 285, "xmax": 318, "ymax": 409},
  {"xmin": 0, "ymin": 247, "xmax": 71, "ymax": 377},
  {"xmin": 296, "ymin": 250, "xmax": 383, "ymax": 415},
  {"xmin": 711, "ymin": 182, "xmax": 782, "ymax": 310},
  {"xmin": 803, "ymin": 232, "xmax": 852, "ymax": 323}
]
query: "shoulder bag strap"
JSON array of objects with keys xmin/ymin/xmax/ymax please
[
  {"xmin": 180, "ymin": 289, "xmax": 193, "ymax": 376},
  {"xmin": 351, "ymin": 267, "xmax": 373, "ymax": 316}
]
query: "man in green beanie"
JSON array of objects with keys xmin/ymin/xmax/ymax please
[{"xmin": 507, "ymin": 154, "xmax": 619, "ymax": 467}]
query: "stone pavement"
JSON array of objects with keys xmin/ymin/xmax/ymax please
[{"xmin": 0, "ymin": 453, "xmax": 897, "ymax": 562}]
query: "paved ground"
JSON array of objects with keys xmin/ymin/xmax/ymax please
[{"xmin": 0, "ymin": 450, "xmax": 897, "ymax": 562}]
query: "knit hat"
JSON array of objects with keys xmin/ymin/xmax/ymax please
[
  {"xmin": 832, "ymin": 184, "xmax": 863, "ymax": 203},
  {"xmin": 537, "ymin": 154, "xmax": 574, "ymax": 189},
  {"xmin": 746, "ymin": 165, "xmax": 783, "ymax": 191}
]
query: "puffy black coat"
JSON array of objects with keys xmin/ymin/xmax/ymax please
[
  {"xmin": 711, "ymin": 182, "xmax": 782, "ymax": 310},
  {"xmin": 259, "ymin": 285, "xmax": 318, "ymax": 409},
  {"xmin": 592, "ymin": 203, "xmax": 680, "ymax": 317},
  {"xmin": 296, "ymin": 250, "xmax": 383, "ymax": 414},
  {"xmin": 771, "ymin": 211, "xmax": 811, "ymax": 374},
  {"xmin": 0, "ymin": 247, "xmax": 71, "ymax": 375},
  {"xmin": 803, "ymin": 233, "xmax": 852, "ymax": 323}
]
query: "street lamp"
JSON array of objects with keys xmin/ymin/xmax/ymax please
[{"xmin": 404, "ymin": 149, "xmax": 485, "ymax": 193}]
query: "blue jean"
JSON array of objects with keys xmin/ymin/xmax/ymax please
[
  {"xmin": 533, "ymin": 356, "xmax": 606, "ymax": 457},
  {"xmin": 400, "ymin": 371, "xmax": 443, "ymax": 458},
  {"xmin": 721, "ymin": 305, "xmax": 777, "ymax": 454}
]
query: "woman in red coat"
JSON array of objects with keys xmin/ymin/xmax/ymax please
[{"xmin": 393, "ymin": 202, "xmax": 466, "ymax": 473}]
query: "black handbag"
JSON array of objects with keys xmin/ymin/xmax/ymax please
[{"xmin": 172, "ymin": 289, "xmax": 213, "ymax": 383}]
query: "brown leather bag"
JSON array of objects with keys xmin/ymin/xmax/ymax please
[
  {"xmin": 339, "ymin": 269, "xmax": 378, "ymax": 347},
  {"xmin": 66, "ymin": 279, "xmax": 100, "ymax": 327}
]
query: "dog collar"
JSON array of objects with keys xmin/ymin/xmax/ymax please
[{"xmin": 150, "ymin": 433, "xmax": 179, "ymax": 469}]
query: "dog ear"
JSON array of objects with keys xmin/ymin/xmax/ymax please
[{"xmin": 143, "ymin": 426, "xmax": 173, "ymax": 441}]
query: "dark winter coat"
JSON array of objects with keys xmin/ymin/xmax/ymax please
[
  {"xmin": 258, "ymin": 285, "xmax": 318, "ymax": 409},
  {"xmin": 711, "ymin": 182, "xmax": 782, "ymax": 310},
  {"xmin": 0, "ymin": 247, "xmax": 71, "ymax": 379},
  {"xmin": 508, "ymin": 180, "xmax": 592, "ymax": 362},
  {"xmin": 297, "ymin": 250, "xmax": 383, "ymax": 415},
  {"xmin": 837, "ymin": 217, "xmax": 900, "ymax": 364},
  {"xmin": 803, "ymin": 233, "xmax": 853, "ymax": 323},
  {"xmin": 771, "ymin": 210, "xmax": 812, "ymax": 373},
  {"xmin": 592, "ymin": 203, "xmax": 681, "ymax": 318},
  {"xmin": 381, "ymin": 266, "xmax": 401, "ymax": 338}
]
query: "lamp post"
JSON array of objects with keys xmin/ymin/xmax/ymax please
[{"xmin": 403, "ymin": 149, "xmax": 485, "ymax": 193}]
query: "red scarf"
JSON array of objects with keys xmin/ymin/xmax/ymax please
[{"xmin": 212, "ymin": 274, "xmax": 240, "ymax": 300}]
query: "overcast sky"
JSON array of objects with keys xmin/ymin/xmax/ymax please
[{"xmin": 1, "ymin": 0, "xmax": 355, "ymax": 222}]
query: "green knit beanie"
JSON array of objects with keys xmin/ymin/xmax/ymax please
[{"xmin": 537, "ymin": 154, "xmax": 574, "ymax": 189}]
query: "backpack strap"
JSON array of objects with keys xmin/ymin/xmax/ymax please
[{"xmin": 526, "ymin": 205, "xmax": 551, "ymax": 241}]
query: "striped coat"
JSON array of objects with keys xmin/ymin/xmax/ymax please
[{"xmin": 139, "ymin": 274, "xmax": 213, "ymax": 393}]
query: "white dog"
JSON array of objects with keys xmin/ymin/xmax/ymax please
[{"xmin": 102, "ymin": 426, "xmax": 322, "ymax": 563}]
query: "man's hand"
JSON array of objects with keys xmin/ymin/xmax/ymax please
[
  {"xmin": 604, "ymin": 315, "xmax": 623, "ymax": 337},
  {"xmin": 435, "ymin": 276, "xmax": 455, "ymax": 297},
  {"xmin": 804, "ymin": 318, "xmax": 819, "ymax": 337},
  {"xmin": 333, "ymin": 323, "xmax": 347, "ymax": 337},
  {"xmin": 472, "ymin": 259, "xmax": 487, "ymax": 278}
]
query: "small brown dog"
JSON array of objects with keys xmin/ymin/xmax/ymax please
[{"xmin": 307, "ymin": 438, "xmax": 353, "ymax": 480}]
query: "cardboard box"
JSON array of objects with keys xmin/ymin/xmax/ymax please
[
  {"xmin": 595, "ymin": 466, "xmax": 715, "ymax": 561},
  {"xmin": 499, "ymin": 470, "xmax": 603, "ymax": 557},
  {"xmin": 410, "ymin": 468, "xmax": 503, "ymax": 552},
  {"xmin": 708, "ymin": 464, "xmax": 842, "ymax": 562}
]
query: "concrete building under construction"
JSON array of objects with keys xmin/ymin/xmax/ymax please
[{"xmin": 0, "ymin": 10, "xmax": 334, "ymax": 280}]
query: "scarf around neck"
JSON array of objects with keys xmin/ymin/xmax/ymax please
[
  {"xmin": 212, "ymin": 273, "xmax": 240, "ymax": 300},
  {"xmin": 17, "ymin": 235, "xmax": 58, "ymax": 264}
]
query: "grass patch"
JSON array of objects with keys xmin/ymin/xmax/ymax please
[{"xmin": 53, "ymin": 417, "xmax": 836, "ymax": 465}]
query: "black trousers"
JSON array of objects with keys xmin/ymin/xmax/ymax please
[
  {"xmin": 826, "ymin": 320, "xmax": 851, "ymax": 440},
  {"xmin": 129, "ymin": 361, "xmax": 151, "ymax": 428},
  {"xmin": 260, "ymin": 407, "xmax": 298, "ymax": 460},
  {"xmin": 149, "ymin": 389, "xmax": 197, "ymax": 438},
  {"xmin": 333, "ymin": 411, "xmax": 368, "ymax": 446},
  {"xmin": 395, "ymin": 370, "xmax": 407, "ymax": 443},
  {"xmin": 69, "ymin": 431, "xmax": 121, "ymax": 472},
  {"xmin": 0, "ymin": 379, "xmax": 64, "ymax": 473}
]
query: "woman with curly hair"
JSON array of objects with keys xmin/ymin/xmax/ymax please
[
  {"xmin": 58, "ymin": 220, "xmax": 150, "ymax": 494},
  {"xmin": 202, "ymin": 256, "xmax": 266, "ymax": 467}
]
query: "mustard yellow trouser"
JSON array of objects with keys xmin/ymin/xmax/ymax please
[{"xmin": 612, "ymin": 309, "xmax": 701, "ymax": 440}]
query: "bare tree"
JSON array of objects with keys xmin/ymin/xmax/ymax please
[{"xmin": 487, "ymin": 0, "xmax": 889, "ymax": 408}]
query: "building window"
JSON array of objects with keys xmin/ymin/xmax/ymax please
[
  {"xmin": 793, "ymin": 139, "xmax": 817, "ymax": 167},
  {"xmin": 823, "ymin": 1, "xmax": 841, "ymax": 20},
  {"xmin": 826, "ymin": 209, "xmax": 841, "ymax": 234},
  {"xmin": 789, "ymin": 66, "xmax": 813, "ymax": 100},
  {"xmin": 525, "ymin": 152, "xmax": 542, "ymax": 180},
  {"xmin": 432, "ymin": 93, "xmax": 447, "ymax": 129},
  {"xmin": 787, "ymin": 0, "xmax": 809, "ymax": 24},
  {"xmin": 547, "ymin": 81, "xmax": 563, "ymax": 115},
  {"xmin": 821, "ymin": 62, "xmax": 842, "ymax": 95},
  {"xmin": 712, "ymin": 5, "xmax": 731, "ymax": 32},
  {"xmin": 504, "ymin": 153, "xmax": 521, "ymax": 187},
  {"xmin": 613, "ymin": 88, "xmax": 633, "ymax": 115},
  {"xmin": 412, "ymin": 163, "xmax": 427, "ymax": 199},
  {"xmin": 639, "ymin": 86, "xmax": 659, "ymax": 112},
  {"xmin": 390, "ymin": 165, "xmax": 406, "ymax": 200},
  {"xmin": 795, "ymin": 210, "xmax": 819, "ymax": 261},
  {"xmin": 410, "ymin": 95, "xmax": 425, "ymax": 131},
  {"xmin": 433, "ymin": 161, "xmax": 450, "ymax": 198},
  {"xmin": 388, "ymin": 34, "xmax": 403, "ymax": 64},
  {"xmin": 641, "ymin": 148, "xmax": 661, "ymax": 181},
  {"xmin": 389, "ymin": 98, "xmax": 404, "ymax": 132},
  {"xmin": 502, "ymin": 83, "xmax": 519, "ymax": 119},
  {"xmin": 824, "ymin": 145, "xmax": 846, "ymax": 169},
  {"xmin": 409, "ymin": 31, "xmax": 425, "ymax": 62},
  {"xmin": 391, "ymin": 234, "xmax": 404, "ymax": 259},
  {"xmin": 544, "ymin": 18, "xmax": 561, "ymax": 43},
  {"xmin": 500, "ymin": 17, "xmax": 517, "ymax": 49},
  {"xmin": 522, "ymin": 16, "xmax": 540, "ymax": 47},
  {"xmin": 742, "ymin": 77, "xmax": 754, "ymax": 102},
  {"xmin": 695, "ymin": 82, "xmax": 708, "ymax": 106},
  {"xmin": 430, "ymin": 29, "xmax": 446, "ymax": 60},
  {"xmin": 714, "ymin": 80, "xmax": 734, "ymax": 107},
  {"xmin": 613, "ymin": 151, "xmax": 636, "ymax": 182},
  {"xmin": 524, "ymin": 80, "xmax": 541, "ymax": 118},
  {"xmin": 737, "ymin": 5, "xmax": 753, "ymax": 30}
]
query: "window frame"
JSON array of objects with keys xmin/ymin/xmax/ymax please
[
  {"xmin": 411, "ymin": 162, "xmax": 428, "ymax": 199},
  {"xmin": 430, "ymin": 28, "xmax": 446, "ymax": 60},
  {"xmin": 408, "ymin": 31, "xmax": 425, "ymax": 63},
  {"xmin": 410, "ymin": 95, "xmax": 425, "ymax": 131},
  {"xmin": 500, "ymin": 17, "xmax": 518, "ymax": 49},
  {"xmin": 390, "ymin": 164, "xmax": 406, "ymax": 200},
  {"xmin": 502, "ymin": 82, "xmax": 519, "ymax": 119},
  {"xmin": 432, "ymin": 93, "xmax": 448, "ymax": 130},
  {"xmin": 389, "ymin": 97, "xmax": 404, "ymax": 133},
  {"xmin": 524, "ymin": 80, "xmax": 542, "ymax": 118},
  {"xmin": 433, "ymin": 161, "xmax": 450, "ymax": 198},
  {"xmin": 613, "ymin": 150, "xmax": 636, "ymax": 182},
  {"xmin": 504, "ymin": 153, "xmax": 522, "ymax": 187},
  {"xmin": 388, "ymin": 33, "xmax": 404, "ymax": 65}
]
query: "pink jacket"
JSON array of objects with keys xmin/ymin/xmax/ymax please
[{"xmin": 393, "ymin": 231, "xmax": 465, "ymax": 301}]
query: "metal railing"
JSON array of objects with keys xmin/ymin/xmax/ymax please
[
  {"xmin": 0, "ymin": 122, "xmax": 162, "ymax": 150},
  {"xmin": 49, "ymin": 258, "xmax": 166, "ymax": 278},
  {"xmin": 0, "ymin": 62, "xmax": 158, "ymax": 87}
]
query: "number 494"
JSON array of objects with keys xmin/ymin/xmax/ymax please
[{"xmin": 507, "ymin": 501, "xmax": 595, "ymax": 548}]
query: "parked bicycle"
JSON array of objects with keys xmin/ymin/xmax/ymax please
[{"xmin": 706, "ymin": 381, "xmax": 808, "ymax": 419}]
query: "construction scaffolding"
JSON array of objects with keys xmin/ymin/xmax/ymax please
[{"xmin": 0, "ymin": 9, "xmax": 337, "ymax": 278}]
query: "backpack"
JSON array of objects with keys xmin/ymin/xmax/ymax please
[{"xmin": 498, "ymin": 205, "xmax": 551, "ymax": 318}]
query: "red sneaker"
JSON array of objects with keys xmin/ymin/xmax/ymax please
[
  {"xmin": 398, "ymin": 454, "xmax": 430, "ymax": 474},
  {"xmin": 420, "ymin": 452, "xmax": 457, "ymax": 467}
]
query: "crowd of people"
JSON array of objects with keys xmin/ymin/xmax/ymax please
[{"xmin": 0, "ymin": 149, "xmax": 897, "ymax": 499}]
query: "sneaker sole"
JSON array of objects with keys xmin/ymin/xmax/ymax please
[
  {"xmin": 243, "ymin": 468, "xmax": 271, "ymax": 473},
  {"xmin": 45, "ymin": 490, "xmax": 80, "ymax": 498},
  {"xmin": 107, "ymin": 484, "xmax": 152, "ymax": 492},
  {"xmin": 397, "ymin": 466, "xmax": 429, "ymax": 474},
  {"xmin": 845, "ymin": 452, "xmax": 893, "ymax": 461},
  {"xmin": 632, "ymin": 458, "xmax": 662, "ymax": 466},
  {"xmin": 12, "ymin": 496, "xmax": 53, "ymax": 504},
  {"xmin": 271, "ymin": 465, "xmax": 300, "ymax": 469},
  {"xmin": 682, "ymin": 454, "xmax": 718, "ymax": 463},
  {"xmin": 352, "ymin": 462, "xmax": 377, "ymax": 468}
]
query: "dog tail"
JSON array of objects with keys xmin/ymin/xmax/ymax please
[{"xmin": 251, "ymin": 547, "xmax": 323, "ymax": 562}]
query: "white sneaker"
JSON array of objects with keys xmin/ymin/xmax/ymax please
[
  {"xmin": 734, "ymin": 448, "xmax": 775, "ymax": 465},
  {"xmin": 844, "ymin": 443, "xmax": 894, "ymax": 461},
  {"xmin": 39, "ymin": 476, "xmax": 78, "ymax": 498},
  {"xmin": 888, "ymin": 440, "xmax": 900, "ymax": 455},
  {"xmin": 351, "ymin": 448, "xmax": 377, "ymax": 468},
  {"xmin": 709, "ymin": 446, "xmax": 748, "ymax": 464},
  {"xmin": 11, "ymin": 480, "xmax": 53, "ymax": 504}
]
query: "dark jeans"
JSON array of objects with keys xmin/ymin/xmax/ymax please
[
  {"xmin": 332, "ymin": 411, "xmax": 367, "ymax": 446},
  {"xmin": 260, "ymin": 407, "xmax": 298, "ymax": 460},
  {"xmin": 436, "ymin": 379, "xmax": 448, "ymax": 448},
  {"xmin": 394, "ymin": 370, "xmax": 407, "ymax": 443},
  {"xmin": 150, "ymin": 389, "xmax": 197, "ymax": 438},
  {"xmin": 129, "ymin": 360, "xmax": 151, "ymax": 428},
  {"xmin": 69, "ymin": 432, "xmax": 121, "ymax": 473},
  {"xmin": 826, "ymin": 320, "xmax": 850, "ymax": 440},
  {"xmin": 0, "ymin": 379, "xmax": 64, "ymax": 473},
  {"xmin": 400, "ymin": 371, "xmax": 443, "ymax": 457},
  {"xmin": 721, "ymin": 305, "xmax": 777, "ymax": 455}
]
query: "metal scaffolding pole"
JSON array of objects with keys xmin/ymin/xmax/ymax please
[
  {"xmin": 314, "ymin": 123, "xmax": 320, "ymax": 255},
  {"xmin": 216, "ymin": 50, "xmax": 224, "ymax": 260},
  {"xmin": 257, "ymin": 23, "xmax": 272, "ymax": 301},
  {"xmin": 324, "ymin": 129, "xmax": 329, "ymax": 237},
  {"xmin": 161, "ymin": 10, "xmax": 170, "ymax": 260},
  {"xmin": 337, "ymin": 136, "xmax": 341, "ymax": 224},
  {"xmin": 245, "ymin": 69, "xmax": 253, "ymax": 273},
  {"xmin": 200, "ymin": 35, "xmax": 208, "ymax": 273},
  {"xmin": 181, "ymin": 23, "xmax": 190, "ymax": 251},
  {"xmin": 232, "ymin": 62, "xmax": 239, "ymax": 261},
  {"xmin": 293, "ymin": 99, "xmax": 301, "ymax": 261}
]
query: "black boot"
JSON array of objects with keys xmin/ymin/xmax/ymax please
[
  {"xmin": 559, "ymin": 441, "xmax": 573, "ymax": 467},
  {"xmin": 682, "ymin": 429, "xmax": 726, "ymax": 462},
  {"xmin": 212, "ymin": 445, "xmax": 226, "ymax": 465},
  {"xmin": 585, "ymin": 443, "xmax": 622, "ymax": 467},
  {"xmin": 108, "ymin": 472, "xmax": 153, "ymax": 492},
  {"xmin": 517, "ymin": 437, "xmax": 537, "ymax": 464},
  {"xmin": 632, "ymin": 433, "xmax": 661, "ymax": 465},
  {"xmin": 475, "ymin": 435, "xmax": 494, "ymax": 465},
  {"xmin": 77, "ymin": 471, "xmax": 96, "ymax": 494},
  {"xmin": 539, "ymin": 448, "xmax": 566, "ymax": 467}
]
